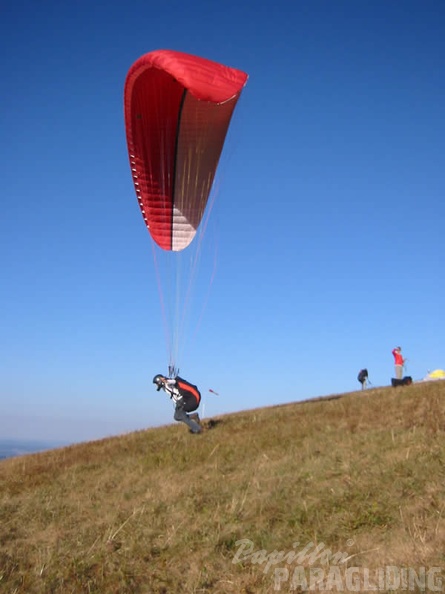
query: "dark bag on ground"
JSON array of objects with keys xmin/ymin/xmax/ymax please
[
  {"xmin": 391, "ymin": 376, "xmax": 413, "ymax": 387},
  {"xmin": 357, "ymin": 369, "xmax": 368, "ymax": 384},
  {"xmin": 175, "ymin": 377, "xmax": 202, "ymax": 412}
]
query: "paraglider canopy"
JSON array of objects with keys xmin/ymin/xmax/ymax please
[
  {"xmin": 424, "ymin": 369, "xmax": 445, "ymax": 381},
  {"xmin": 124, "ymin": 50, "xmax": 248, "ymax": 251}
]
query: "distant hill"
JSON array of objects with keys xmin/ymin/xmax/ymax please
[
  {"xmin": 1, "ymin": 381, "xmax": 444, "ymax": 593},
  {"xmin": 0, "ymin": 439, "xmax": 66, "ymax": 461}
]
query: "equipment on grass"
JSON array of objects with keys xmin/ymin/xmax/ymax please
[{"xmin": 391, "ymin": 376, "xmax": 413, "ymax": 387}]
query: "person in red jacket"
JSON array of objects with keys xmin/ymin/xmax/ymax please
[{"xmin": 392, "ymin": 347, "xmax": 406, "ymax": 379}]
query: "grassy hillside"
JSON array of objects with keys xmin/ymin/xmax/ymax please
[{"xmin": 1, "ymin": 381, "xmax": 445, "ymax": 593}]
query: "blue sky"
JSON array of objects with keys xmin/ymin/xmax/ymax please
[{"xmin": 1, "ymin": 0, "xmax": 444, "ymax": 443}]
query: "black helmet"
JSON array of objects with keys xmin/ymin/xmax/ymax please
[{"xmin": 153, "ymin": 374, "xmax": 164, "ymax": 391}]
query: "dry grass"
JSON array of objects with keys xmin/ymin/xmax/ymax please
[{"xmin": 1, "ymin": 381, "xmax": 445, "ymax": 593}]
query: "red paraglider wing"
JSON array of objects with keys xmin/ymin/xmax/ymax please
[{"xmin": 124, "ymin": 50, "xmax": 248, "ymax": 251}]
